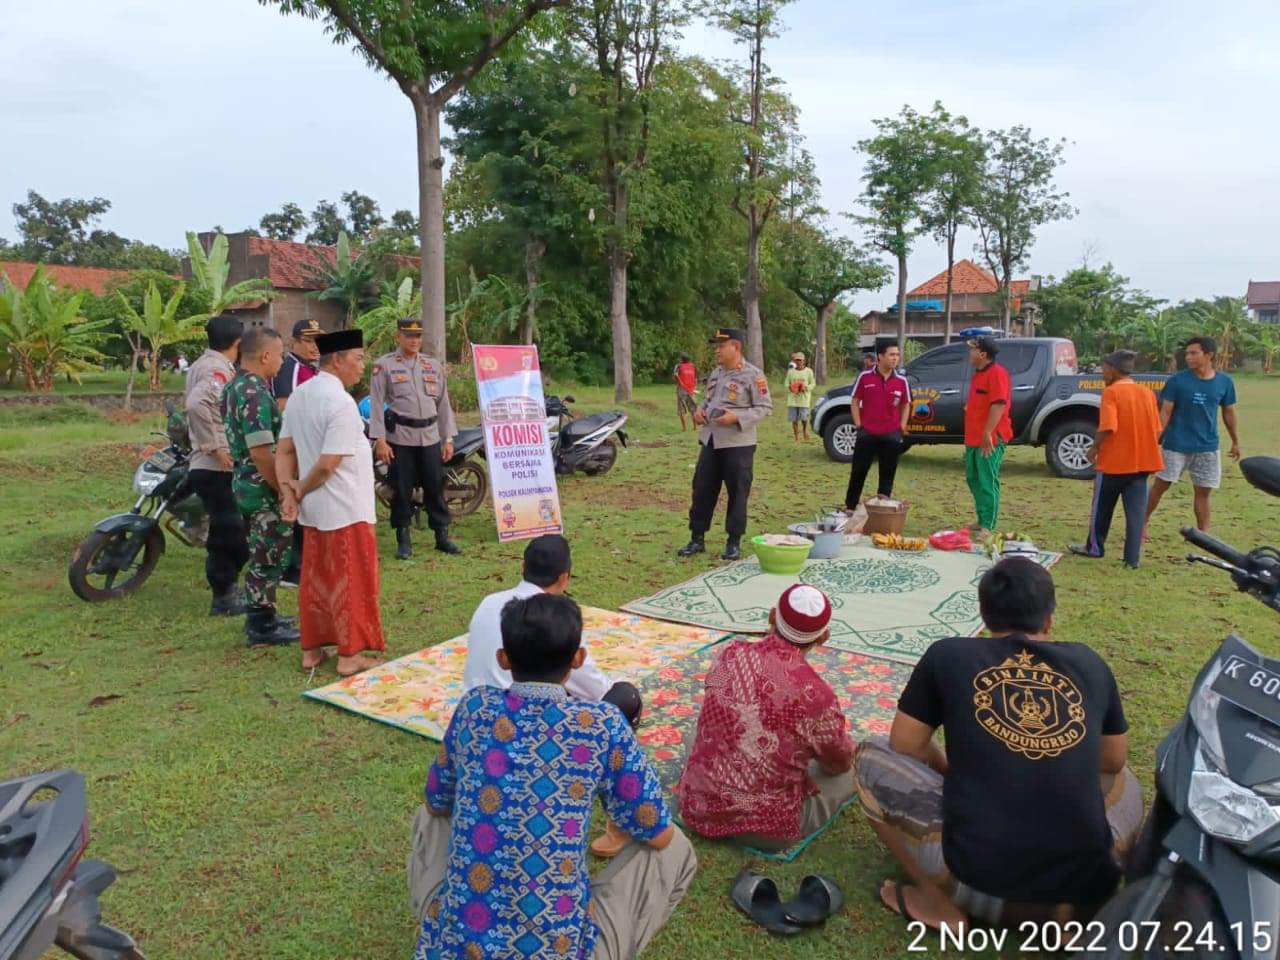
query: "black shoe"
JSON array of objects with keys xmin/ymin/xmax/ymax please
[
  {"xmin": 721, "ymin": 537, "xmax": 742, "ymax": 562},
  {"xmin": 244, "ymin": 608, "xmax": 301, "ymax": 647},
  {"xmin": 677, "ymin": 537, "xmax": 706, "ymax": 558},
  {"xmin": 1068, "ymin": 544, "xmax": 1102, "ymax": 559},
  {"xmin": 210, "ymin": 588, "xmax": 248, "ymax": 617},
  {"xmin": 434, "ymin": 528, "xmax": 462, "ymax": 556},
  {"xmin": 396, "ymin": 527, "xmax": 413, "ymax": 561}
]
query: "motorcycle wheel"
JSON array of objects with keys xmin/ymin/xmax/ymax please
[
  {"xmin": 1094, "ymin": 873, "xmax": 1235, "ymax": 960},
  {"xmin": 68, "ymin": 528, "xmax": 165, "ymax": 602},
  {"xmin": 445, "ymin": 462, "xmax": 488, "ymax": 517},
  {"xmin": 581, "ymin": 439, "xmax": 619, "ymax": 476}
]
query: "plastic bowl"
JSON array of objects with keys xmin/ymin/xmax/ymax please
[{"xmin": 752, "ymin": 536, "xmax": 811, "ymax": 575}]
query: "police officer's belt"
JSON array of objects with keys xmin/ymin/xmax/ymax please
[{"xmin": 386, "ymin": 411, "xmax": 436, "ymax": 430}]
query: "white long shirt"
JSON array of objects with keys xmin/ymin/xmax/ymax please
[{"xmin": 461, "ymin": 580, "xmax": 612, "ymax": 700}]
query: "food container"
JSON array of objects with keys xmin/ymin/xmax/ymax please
[
  {"xmin": 751, "ymin": 535, "xmax": 812, "ymax": 575},
  {"xmin": 862, "ymin": 497, "xmax": 909, "ymax": 536},
  {"xmin": 808, "ymin": 531, "xmax": 843, "ymax": 560}
]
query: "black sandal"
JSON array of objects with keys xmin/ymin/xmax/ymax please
[
  {"xmin": 731, "ymin": 871, "xmax": 804, "ymax": 935},
  {"xmin": 782, "ymin": 874, "xmax": 844, "ymax": 926}
]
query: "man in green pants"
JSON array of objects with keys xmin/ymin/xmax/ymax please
[{"xmin": 963, "ymin": 337, "xmax": 1012, "ymax": 540}]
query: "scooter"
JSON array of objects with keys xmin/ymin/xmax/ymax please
[
  {"xmin": 544, "ymin": 394, "xmax": 628, "ymax": 476},
  {"xmin": 0, "ymin": 770, "xmax": 143, "ymax": 959},
  {"xmin": 1093, "ymin": 456, "xmax": 1280, "ymax": 959}
]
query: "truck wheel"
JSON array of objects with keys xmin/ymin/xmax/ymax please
[
  {"xmin": 1045, "ymin": 418, "xmax": 1096, "ymax": 480},
  {"xmin": 822, "ymin": 413, "xmax": 857, "ymax": 464}
]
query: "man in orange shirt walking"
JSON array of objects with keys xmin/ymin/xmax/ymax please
[{"xmin": 1069, "ymin": 351, "xmax": 1163, "ymax": 569}]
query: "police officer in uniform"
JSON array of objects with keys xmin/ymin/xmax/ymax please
[
  {"xmin": 223, "ymin": 326, "xmax": 301, "ymax": 646},
  {"xmin": 368, "ymin": 318, "xmax": 461, "ymax": 559},
  {"xmin": 678, "ymin": 328, "xmax": 774, "ymax": 561},
  {"xmin": 185, "ymin": 314, "xmax": 251, "ymax": 614}
]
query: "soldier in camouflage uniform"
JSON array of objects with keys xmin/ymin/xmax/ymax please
[{"xmin": 222, "ymin": 326, "xmax": 301, "ymax": 647}]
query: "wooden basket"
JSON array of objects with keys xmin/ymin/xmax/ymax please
[{"xmin": 862, "ymin": 499, "xmax": 909, "ymax": 536}]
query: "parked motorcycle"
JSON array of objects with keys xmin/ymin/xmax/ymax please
[
  {"xmin": 1093, "ymin": 456, "xmax": 1280, "ymax": 959},
  {"xmin": 544, "ymin": 394, "xmax": 628, "ymax": 476},
  {"xmin": 362, "ymin": 408, "xmax": 490, "ymax": 522},
  {"xmin": 68, "ymin": 404, "xmax": 207, "ymax": 602},
  {"xmin": 0, "ymin": 769, "xmax": 143, "ymax": 959}
]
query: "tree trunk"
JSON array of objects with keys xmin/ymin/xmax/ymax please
[
  {"xmin": 744, "ymin": 217, "xmax": 764, "ymax": 368},
  {"xmin": 149, "ymin": 351, "xmax": 162, "ymax": 391},
  {"xmin": 943, "ymin": 232, "xmax": 956, "ymax": 344},
  {"xmin": 895, "ymin": 251, "xmax": 908, "ymax": 354},
  {"xmin": 815, "ymin": 302, "xmax": 832, "ymax": 385},
  {"xmin": 521, "ymin": 234, "xmax": 544, "ymax": 346},
  {"xmin": 414, "ymin": 94, "xmax": 448, "ymax": 361},
  {"xmin": 125, "ymin": 348, "xmax": 140, "ymax": 412},
  {"xmin": 609, "ymin": 242, "xmax": 633, "ymax": 403}
]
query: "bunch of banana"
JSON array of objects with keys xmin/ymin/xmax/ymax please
[{"xmin": 871, "ymin": 533, "xmax": 928, "ymax": 551}]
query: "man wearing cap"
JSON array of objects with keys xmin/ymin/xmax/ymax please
[
  {"xmin": 185, "ymin": 313, "xmax": 251, "ymax": 616},
  {"xmin": 678, "ymin": 584, "xmax": 856, "ymax": 850},
  {"xmin": 784, "ymin": 350, "xmax": 816, "ymax": 442},
  {"xmin": 678, "ymin": 328, "xmax": 773, "ymax": 561},
  {"xmin": 274, "ymin": 318, "xmax": 322, "ymax": 411},
  {"xmin": 367, "ymin": 318, "xmax": 460, "ymax": 560},
  {"xmin": 277, "ymin": 329, "xmax": 387, "ymax": 677},
  {"xmin": 963, "ymin": 336, "xmax": 1013, "ymax": 539},
  {"xmin": 845, "ymin": 342, "xmax": 911, "ymax": 509}
]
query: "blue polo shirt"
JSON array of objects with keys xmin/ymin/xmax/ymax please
[{"xmin": 1160, "ymin": 369, "xmax": 1236, "ymax": 454}]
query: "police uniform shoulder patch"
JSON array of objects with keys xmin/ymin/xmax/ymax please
[
  {"xmin": 211, "ymin": 370, "xmax": 229, "ymax": 385},
  {"xmin": 755, "ymin": 375, "xmax": 768, "ymax": 395}
]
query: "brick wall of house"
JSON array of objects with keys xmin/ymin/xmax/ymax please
[{"xmin": 228, "ymin": 293, "xmax": 346, "ymax": 339}]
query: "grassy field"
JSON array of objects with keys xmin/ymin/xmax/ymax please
[
  {"xmin": 1, "ymin": 377, "xmax": 1277, "ymax": 959},
  {"xmin": 0, "ymin": 369, "xmax": 188, "ymax": 395}
]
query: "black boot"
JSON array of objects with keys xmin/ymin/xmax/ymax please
[
  {"xmin": 244, "ymin": 607, "xmax": 301, "ymax": 647},
  {"xmin": 210, "ymin": 586, "xmax": 247, "ymax": 617},
  {"xmin": 721, "ymin": 536, "xmax": 742, "ymax": 561},
  {"xmin": 396, "ymin": 527, "xmax": 413, "ymax": 561},
  {"xmin": 677, "ymin": 535, "xmax": 706, "ymax": 558},
  {"xmin": 434, "ymin": 526, "xmax": 462, "ymax": 556}
]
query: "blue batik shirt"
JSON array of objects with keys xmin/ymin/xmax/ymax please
[
  {"xmin": 1160, "ymin": 369, "xmax": 1236, "ymax": 454},
  {"xmin": 414, "ymin": 683, "xmax": 670, "ymax": 960}
]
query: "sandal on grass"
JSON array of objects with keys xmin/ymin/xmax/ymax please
[
  {"xmin": 782, "ymin": 874, "xmax": 843, "ymax": 926},
  {"xmin": 730, "ymin": 871, "xmax": 803, "ymax": 936}
]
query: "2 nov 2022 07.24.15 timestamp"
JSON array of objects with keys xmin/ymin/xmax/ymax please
[{"xmin": 906, "ymin": 919, "xmax": 1277, "ymax": 953}]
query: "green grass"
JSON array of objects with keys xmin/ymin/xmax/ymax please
[
  {"xmin": 0, "ymin": 368, "xmax": 186, "ymax": 395},
  {"xmin": 1, "ymin": 380, "xmax": 1277, "ymax": 959}
]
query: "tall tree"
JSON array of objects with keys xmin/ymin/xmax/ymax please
[
  {"xmin": 855, "ymin": 106, "xmax": 941, "ymax": 352},
  {"xmin": 920, "ymin": 103, "xmax": 985, "ymax": 344},
  {"xmin": 715, "ymin": 0, "xmax": 794, "ymax": 368},
  {"xmin": 306, "ymin": 200, "xmax": 347, "ymax": 245},
  {"xmin": 259, "ymin": 202, "xmax": 308, "ymax": 240},
  {"xmin": 341, "ymin": 189, "xmax": 384, "ymax": 240},
  {"xmin": 1032, "ymin": 263, "xmax": 1158, "ymax": 360},
  {"xmin": 6, "ymin": 191, "xmax": 179, "ymax": 271},
  {"xmin": 777, "ymin": 223, "xmax": 887, "ymax": 384},
  {"xmin": 263, "ymin": 0, "xmax": 570, "ymax": 362},
  {"xmin": 974, "ymin": 125, "xmax": 1074, "ymax": 332}
]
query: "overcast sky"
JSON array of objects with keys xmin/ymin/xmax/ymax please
[{"xmin": 2, "ymin": 0, "xmax": 1277, "ymax": 313}]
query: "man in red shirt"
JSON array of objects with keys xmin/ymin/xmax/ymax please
[
  {"xmin": 963, "ymin": 337, "xmax": 1013, "ymax": 538},
  {"xmin": 673, "ymin": 353, "xmax": 698, "ymax": 432},
  {"xmin": 678, "ymin": 585, "xmax": 855, "ymax": 850},
  {"xmin": 845, "ymin": 342, "xmax": 912, "ymax": 510}
]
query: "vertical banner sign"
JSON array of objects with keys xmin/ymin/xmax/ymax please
[{"xmin": 472, "ymin": 345, "xmax": 563, "ymax": 542}]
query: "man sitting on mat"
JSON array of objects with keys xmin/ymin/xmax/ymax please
[
  {"xmin": 854, "ymin": 558, "xmax": 1143, "ymax": 931},
  {"xmin": 408, "ymin": 593, "xmax": 697, "ymax": 960},
  {"xmin": 678, "ymin": 584, "xmax": 856, "ymax": 851}
]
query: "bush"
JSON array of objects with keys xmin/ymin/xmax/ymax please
[{"xmin": 447, "ymin": 365, "xmax": 478, "ymax": 412}]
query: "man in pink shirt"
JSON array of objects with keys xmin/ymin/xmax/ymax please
[
  {"xmin": 845, "ymin": 343, "xmax": 911, "ymax": 510},
  {"xmin": 678, "ymin": 585, "xmax": 855, "ymax": 849}
]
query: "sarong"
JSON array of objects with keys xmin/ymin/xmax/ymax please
[{"xmin": 299, "ymin": 523, "xmax": 386, "ymax": 656}]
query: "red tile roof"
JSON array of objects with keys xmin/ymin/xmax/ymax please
[
  {"xmin": 907, "ymin": 259, "xmax": 1030, "ymax": 298},
  {"xmin": 1247, "ymin": 280, "xmax": 1280, "ymax": 307},
  {"xmin": 245, "ymin": 237, "xmax": 419, "ymax": 291},
  {"xmin": 0, "ymin": 261, "xmax": 137, "ymax": 296}
]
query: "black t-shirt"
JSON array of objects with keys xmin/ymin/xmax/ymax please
[
  {"xmin": 898, "ymin": 634, "xmax": 1127, "ymax": 904},
  {"xmin": 272, "ymin": 353, "xmax": 317, "ymax": 401}
]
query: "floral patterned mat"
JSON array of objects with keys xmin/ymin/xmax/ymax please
[
  {"xmin": 622, "ymin": 543, "xmax": 1061, "ymax": 664},
  {"xmin": 302, "ymin": 607, "xmax": 729, "ymax": 740}
]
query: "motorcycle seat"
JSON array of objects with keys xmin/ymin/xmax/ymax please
[{"xmin": 560, "ymin": 412, "xmax": 621, "ymax": 440}]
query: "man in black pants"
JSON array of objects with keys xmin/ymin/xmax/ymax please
[
  {"xmin": 678, "ymin": 328, "xmax": 774, "ymax": 561},
  {"xmin": 367, "ymin": 318, "xmax": 460, "ymax": 559},
  {"xmin": 845, "ymin": 342, "xmax": 912, "ymax": 510},
  {"xmin": 184, "ymin": 314, "xmax": 250, "ymax": 615}
]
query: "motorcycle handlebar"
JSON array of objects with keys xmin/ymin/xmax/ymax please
[{"xmin": 1181, "ymin": 526, "xmax": 1250, "ymax": 570}]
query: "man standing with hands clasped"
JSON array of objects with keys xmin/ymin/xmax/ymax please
[
  {"xmin": 963, "ymin": 336, "xmax": 1013, "ymax": 540},
  {"xmin": 678, "ymin": 328, "xmax": 773, "ymax": 562},
  {"xmin": 845, "ymin": 342, "xmax": 911, "ymax": 510},
  {"xmin": 367, "ymin": 317, "xmax": 461, "ymax": 560}
]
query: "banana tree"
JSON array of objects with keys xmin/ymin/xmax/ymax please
[
  {"xmin": 1259, "ymin": 324, "xmax": 1280, "ymax": 374},
  {"xmin": 1191, "ymin": 296, "xmax": 1258, "ymax": 370},
  {"xmin": 185, "ymin": 231, "xmax": 277, "ymax": 315},
  {"xmin": 117, "ymin": 281, "xmax": 208, "ymax": 390},
  {"xmin": 0, "ymin": 267, "xmax": 110, "ymax": 390},
  {"xmin": 305, "ymin": 230, "xmax": 386, "ymax": 328},
  {"xmin": 356, "ymin": 276, "xmax": 420, "ymax": 357},
  {"xmin": 1124, "ymin": 308, "xmax": 1190, "ymax": 372}
]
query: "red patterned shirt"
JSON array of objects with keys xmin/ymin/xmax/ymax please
[{"xmin": 677, "ymin": 633, "xmax": 855, "ymax": 840}]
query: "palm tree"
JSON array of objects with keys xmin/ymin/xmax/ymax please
[
  {"xmin": 305, "ymin": 231, "xmax": 386, "ymax": 329},
  {"xmin": 1124, "ymin": 308, "xmax": 1190, "ymax": 372},
  {"xmin": 0, "ymin": 266, "xmax": 111, "ymax": 390},
  {"xmin": 185, "ymin": 232, "xmax": 277, "ymax": 315},
  {"xmin": 356, "ymin": 276, "xmax": 420, "ymax": 357},
  {"xmin": 117, "ymin": 281, "xmax": 208, "ymax": 390}
]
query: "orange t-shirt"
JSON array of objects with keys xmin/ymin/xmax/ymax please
[{"xmin": 1096, "ymin": 378, "xmax": 1164, "ymax": 475}]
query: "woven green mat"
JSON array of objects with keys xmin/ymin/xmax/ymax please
[{"xmin": 622, "ymin": 543, "xmax": 1061, "ymax": 664}]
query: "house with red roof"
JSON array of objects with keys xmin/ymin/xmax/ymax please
[
  {"xmin": 1246, "ymin": 280, "xmax": 1280, "ymax": 325},
  {"xmin": 0, "ymin": 261, "xmax": 137, "ymax": 297},
  {"xmin": 860, "ymin": 259, "xmax": 1040, "ymax": 350},
  {"xmin": 185, "ymin": 232, "xmax": 418, "ymax": 339}
]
